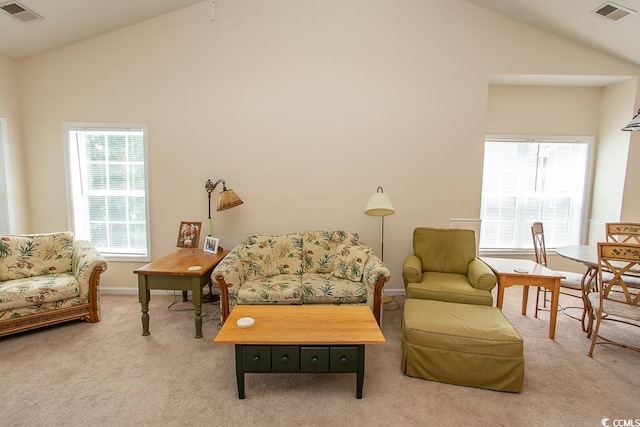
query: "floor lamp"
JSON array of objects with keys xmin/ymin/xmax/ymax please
[
  {"xmin": 204, "ymin": 178, "xmax": 244, "ymax": 301},
  {"xmin": 365, "ymin": 186, "xmax": 395, "ymax": 303}
]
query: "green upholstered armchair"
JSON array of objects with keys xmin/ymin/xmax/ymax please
[{"xmin": 402, "ymin": 227, "xmax": 496, "ymax": 306}]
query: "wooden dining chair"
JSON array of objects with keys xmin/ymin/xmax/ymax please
[
  {"xmin": 603, "ymin": 222, "xmax": 640, "ymax": 289},
  {"xmin": 531, "ymin": 222, "xmax": 584, "ymax": 319},
  {"xmin": 605, "ymin": 222, "xmax": 640, "ymax": 244},
  {"xmin": 587, "ymin": 242, "xmax": 640, "ymax": 357}
]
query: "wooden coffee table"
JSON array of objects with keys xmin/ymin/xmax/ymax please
[
  {"xmin": 214, "ymin": 305, "xmax": 385, "ymax": 399},
  {"xmin": 134, "ymin": 248, "xmax": 228, "ymax": 338}
]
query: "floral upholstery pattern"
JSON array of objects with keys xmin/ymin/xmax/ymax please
[
  {"xmin": 213, "ymin": 230, "xmax": 390, "ymax": 324},
  {"xmin": 302, "ymin": 273, "xmax": 367, "ymax": 304},
  {"xmin": 238, "ymin": 238, "xmax": 278, "ymax": 281},
  {"xmin": 332, "ymin": 244, "xmax": 371, "ymax": 282},
  {"xmin": 0, "ymin": 233, "xmax": 107, "ymax": 329},
  {"xmin": 0, "ymin": 232, "xmax": 74, "ymax": 281},
  {"xmin": 302, "ymin": 230, "xmax": 359, "ymax": 274},
  {"xmin": 247, "ymin": 234, "xmax": 303, "ymax": 275},
  {"xmin": 237, "ymin": 274, "xmax": 303, "ymax": 305}
]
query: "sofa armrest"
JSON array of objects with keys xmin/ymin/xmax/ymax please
[
  {"xmin": 363, "ymin": 253, "xmax": 390, "ymax": 326},
  {"xmin": 213, "ymin": 244, "xmax": 246, "ymax": 323},
  {"xmin": 468, "ymin": 258, "xmax": 497, "ymax": 291},
  {"xmin": 72, "ymin": 240, "xmax": 108, "ymax": 321},
  {"xmin": 402, "ymin": 254, "xmax": 422, "ymax": 285}
]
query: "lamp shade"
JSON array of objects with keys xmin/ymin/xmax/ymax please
[
  {"xmin": 217, "ymin": 188, "xmax": 244, "ymax": 211},
  {"xmin": 622, "ymin": 109, "xmax": 640, "ymax": 131},
  {"xmin": 365, "ymin": 191, "xmax": 395, "ymax": 217}
]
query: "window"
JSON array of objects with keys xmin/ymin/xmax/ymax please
[
  {"xmin": 64, "ymin": 123, "xmax": 150, "ymax": 260},
  {"xmin": 479, "ymin": 136, "xmax": 591, "ymax": 250}
]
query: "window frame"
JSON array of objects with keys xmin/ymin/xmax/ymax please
[
  {"xmin": 63, "ymin": 122, "xmax": 151, "ymax": 262},
  {"xmin": 479, "ymin": 134, "xmax": 595, "ymax": 255}
]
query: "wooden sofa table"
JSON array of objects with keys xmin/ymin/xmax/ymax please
[
  {"xmin": 214, "ymin": 305, "xmax": 385, "ymax": 399},
  {"xmin": 135, "ymin": 248, "xmax": 228, "ymax": 338}
]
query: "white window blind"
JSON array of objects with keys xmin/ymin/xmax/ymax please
[
  {"xmin": 479, "ymin": 137, "xmax": 590, "ymax": 250},
  {"xmin": 65, "ymin": 123, "xmax": 149, "ymax": 259}
]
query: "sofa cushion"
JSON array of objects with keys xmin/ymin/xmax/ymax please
[
  {"xmin": 236, "ymin": 274, "xmax": 303, "ymax": 304},
  {"xmin": 301, "ymin": 273, "xmax": 367, "ymax": 304},
  {"xmin": 0, "ymin": 272, "xmax": 79, "ymax": 312},
  {"xmin": 0, "ymin": 232, "xmax": 74, "ymax": 281},
  {"xmin": 302, "ymin": 230, "xmax": 360, "ymax": 274},
  {"xmin": 247, "ymin": 234, "xmax": 303, "ymax": 275},
  {"xmin": 332, "ymin": 244, "xmax": 371, "ymax": 282},
  {"xmin": 238, "ymin": 239, "xmax": 278, "ymax": 281}
]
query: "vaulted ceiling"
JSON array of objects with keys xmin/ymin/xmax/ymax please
[{"xmin": 1, "ymin": 0, "xmax": 639, "ymax": 69}]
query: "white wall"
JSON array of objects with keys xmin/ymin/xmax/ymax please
[
  {"xmin": 11, "ymin": 0, "xmax": 640, "ymax": 292},
  {"xmin": 0, "ymin": 56, "xmax": 27, "ymax": 232},
  {"xmin": 590, "ymin": 78, "xmax": 640, "ymax": 244}
]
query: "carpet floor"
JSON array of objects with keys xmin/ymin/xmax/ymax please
[{"xmin": 0, "ymin": 288, "xmax": 638, "ymax": 427}]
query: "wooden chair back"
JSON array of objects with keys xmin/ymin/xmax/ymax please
[
  {"xmin": 531, "ymin": 222, "xmax": 548, "ymax": 267},
  {"xmin": 597, "ymin": 242, "xmax": 640, "ymax": 309},
  {"xmin": 605, "ymin": 223, "xmax": 640, "ymax": 245}
]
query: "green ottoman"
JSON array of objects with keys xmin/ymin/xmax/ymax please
[{"xmin": 401, "ymin": 299, "xmax": 524, "ymax": 392}]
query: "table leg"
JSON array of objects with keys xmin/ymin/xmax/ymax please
[
  {"xmin": 138, "ymin": 276, "xmax": 151, "ymax": 336},
  {"xmin": 581, "ymin": 267, "xmax": 596, "ymax": 332},
  {"xmin": 191, "ymin": 277, "xmax": 203, "ymax": 339},
  {"xmin": 356, "ymin": 345, "xmax": 365, "ymax": 399},
  {"xmin": 521, "ymin": 286, "xmax": 529, "ymax": 315},
  {"xmin": 496, "ymin": 281, "xmax": 506, "ymax": 309},
  {"xmin": 548, "ymin": 279, "xmax": 560, "ymax": 339},
  {"xmin": 182, "ymin": 291, "xmax": 188, "ymax": 302},
  {"xmin": 235, "ymin": 345, "xmax": 245, "ymax": 399}
]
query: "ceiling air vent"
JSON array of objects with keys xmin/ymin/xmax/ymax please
[
  {"xmin": 0, "ymin": 1, "xmax": 43, "ymax": 23},
  {"xmin": 593, "ymin": 2, "xmax": 636, "ymax": 21}
]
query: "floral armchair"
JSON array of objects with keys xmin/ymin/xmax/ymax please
[{"xmin": 0, "ymin": 232, "xmax": 107, "ymax": 337}]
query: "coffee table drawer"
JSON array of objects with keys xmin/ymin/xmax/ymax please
[
  {"xmin": 243, "ymin": 346, "xmax": 271, "ymax": 372},
  {"xmin": 272, "ymin": 346, "xmax": 300, "ymax": 372},
  {"xmin": 330, "ymin": 346, "xmax": 358, "ymax": 372},
  {"xmin": 300, "ymin": 347, "xmax": 329, "ymax": 372}
]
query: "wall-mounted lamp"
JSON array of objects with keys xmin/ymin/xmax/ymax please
[
  {"xmin": 622, "ymin": 108, "xmax": 640, "ymax": 131},
  {"xmin": 365, "ymin": 186, "xmax": 395, "ymax": 261},
  {"xmin": 204, "ymin": 179, "xmax": 244, "ymax": 236}
]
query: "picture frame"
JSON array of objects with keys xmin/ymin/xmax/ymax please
[
  {"xmin": 203, "ymin": 236, "xmax": 219, "ymax": 254},
  {"xmin": 177, "ymin": 221, "xmax": 202, "ymax": 249}
]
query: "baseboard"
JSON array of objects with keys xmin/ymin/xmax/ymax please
[
  {"xmin": 101, "ymin": 287, "xmax": 220, "ymax": 296},
  {"xmin": 102, "ymin": 287, "xmax": 406, "ymax": 297}
]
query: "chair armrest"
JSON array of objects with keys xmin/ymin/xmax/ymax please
[
  {"xmin": 72, "ymin": 240, "xmax": 108, "ymax": 321},
  {"xmin": 363, "ymin": 253, "xmax": 391, "ymax": 326},
  {"xmin": 468, "ymin": 258, "xmax": 497, "ymax": 291},
  {"xmin": 402, "ymin": 254, "xmax": 422, "ymax": 285},
  {"xmin": 213, "ymin": 244, "xmax": 246, "ymax": 323}
]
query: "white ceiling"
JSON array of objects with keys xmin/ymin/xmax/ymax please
[
  {"xmin": 466, "ymin": 0, "xmax": 640, "ymax": 67},
  {"xmin": 1, "ymin": 0, "xmax": 639, "ymax": 72},
  {"xmin": 0, "ymin": 0, "xmax": 204, "ymax": 59}
]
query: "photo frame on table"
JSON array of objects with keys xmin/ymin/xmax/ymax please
[
  {"xmin": 177, "ymin": 221, "xmax": 202, "ymax": 249},
  {"xmin": 203, "ymin": 236, "xmax": 219, "ymax": 254}
]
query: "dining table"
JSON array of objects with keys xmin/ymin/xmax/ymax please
[
  {"xmin": 555, "ymin": 245, "xmax": 602, "ymax": 331},
  {"xmin": 555, "ymin": 244, "xmax": 640, "ymax": 330}
]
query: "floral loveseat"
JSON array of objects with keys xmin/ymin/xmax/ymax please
[
  {"xmin": 213, "ymin": 230, "xmax": 390, "ymax": 325},
  {"xmin": 0, "ymin": 232, "xmax": 108, "ymax": 337}
]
